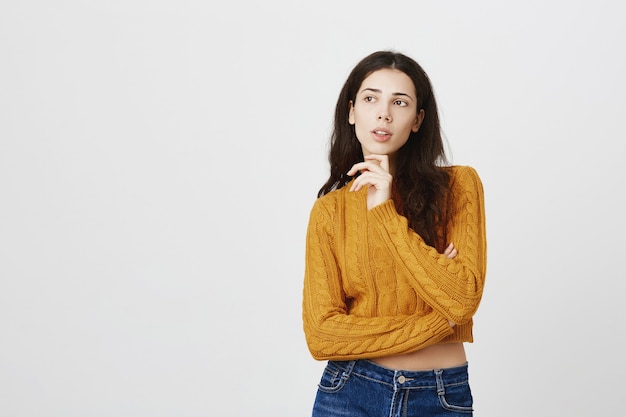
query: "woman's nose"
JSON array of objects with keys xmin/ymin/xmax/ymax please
[{"xmin": 377, "ymin": 111, "xmax": 392, "ymax": 122}]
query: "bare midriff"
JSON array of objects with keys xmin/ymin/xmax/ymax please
[{"xmin": 371, "ymin": 342, "xmax": 467, "ymax": 371}]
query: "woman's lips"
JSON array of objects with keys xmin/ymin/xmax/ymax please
[{"xmin": 372, "ymin": 128, "xmax": 391, "ymax": 142}]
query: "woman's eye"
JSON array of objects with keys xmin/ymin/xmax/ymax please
[
  {"xmin": 364, "ymin": 96, "xmax": 375, "ymax": 102},
  {"xmin": 394, "ymin": 99, "xmax": 408, "ymax": 107}
]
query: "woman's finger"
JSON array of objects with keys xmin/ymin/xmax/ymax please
[
  {"xmin": 347, "ymin": 160, "xmax": 387, "ymax": 177},
  {"xmin": 444, "ymin": 243, "xmax": 458, "ymax": 259},
  {"xmin": 349, "ymin": 171, "xmax": 391, "ymax": 192},
  {"xmin": 364, "ymin": 154, "xmax": 390, "ymax": 173}
]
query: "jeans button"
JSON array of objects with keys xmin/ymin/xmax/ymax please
[{"xmin": 398, "ymin": 375, "xmax": 406, "ymax": 384}]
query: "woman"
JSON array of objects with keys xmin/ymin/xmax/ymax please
[{"xmin": 302, "ymin": 51, "xmax": 487, "ymax": 416}]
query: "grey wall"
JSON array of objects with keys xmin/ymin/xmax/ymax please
[{"xmin": 1, "ymin": 1, "xmax": 624, "ymax": 416}]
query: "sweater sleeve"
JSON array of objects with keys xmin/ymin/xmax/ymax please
[
  {"xmin": 368, "ymin": 166, "xmax": 487, "ymax": 325},
  {"xmin": 302, "ymin": 197, "xmax": 454, "ymax": 361}
]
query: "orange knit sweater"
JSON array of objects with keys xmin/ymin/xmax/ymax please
[{"xmin": 302, "ymin": 165, "xmax": 487, "ymax": 361}]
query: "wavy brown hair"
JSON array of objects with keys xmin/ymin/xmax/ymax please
[{"xmin": 318, "ymin": 50, "xmax": 454, "ymax": 252}]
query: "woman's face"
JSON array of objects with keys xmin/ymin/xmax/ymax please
[{"xmin": 349, "ymin": 68, "xmax": 424, "ymax": 160}]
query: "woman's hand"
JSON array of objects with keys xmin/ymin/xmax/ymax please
[
  {"xmin": 443, "ymin": 242, "xmax": 458, "ymax": 259},
  {"xmin": 347, "ymin": 154, "xmax": 393, "ymax": 209}
]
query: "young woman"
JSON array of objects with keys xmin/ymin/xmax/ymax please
[{"xmin": 302, "ymin": 51, "xmax": 487, "ymax": 416}]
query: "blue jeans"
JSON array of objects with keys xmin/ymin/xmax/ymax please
[{"xmin": 312, "ymin": 360, "xmax": 473, "ymax": 417}]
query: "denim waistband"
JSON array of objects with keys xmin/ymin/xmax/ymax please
[{"xmin": 328, "ymin": 359, "xmax": 469, "ymax": 390}]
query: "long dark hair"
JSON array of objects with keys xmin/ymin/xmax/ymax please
[{"xmin": 318, "ymin": 50, "xmax": 454, "ymax": 251}]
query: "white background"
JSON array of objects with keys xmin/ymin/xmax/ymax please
[{"xmin": 1, "ymin": 1, "xmax": 625, "ymax": 416}]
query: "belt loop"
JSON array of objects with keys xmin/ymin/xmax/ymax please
[
  {"xmin": 341, "ymin": 360, "xmax": 357, "ymax": 380},
  {"xmin": 434, "ymin": 369, "xmax": 445, "ymax": 396}
]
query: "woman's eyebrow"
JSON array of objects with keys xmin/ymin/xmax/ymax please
[{"xmin": 359, "ymin": 87, "xmax": 414, "ymax": 101}]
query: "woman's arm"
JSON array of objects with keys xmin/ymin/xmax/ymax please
[
  {"xmin": 368, "ymin": 166, "xmax": 487, "ymax": 325},
  {"xmin": 302, "ymin": 199, "xmax": 454, "ymax": 361}
]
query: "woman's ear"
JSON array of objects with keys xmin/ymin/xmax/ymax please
[
  {"xmin": 348, "ymin": 100, "xmax": 355, "ymax": 125},
  {"xmin": 412, "ymin": 109, "xmax": 425, "ymax": 132}
]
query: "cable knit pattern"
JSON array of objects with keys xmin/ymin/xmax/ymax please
[{"xmin": 302, "ymin": 166, "xmax": 487, "ymax": 361}]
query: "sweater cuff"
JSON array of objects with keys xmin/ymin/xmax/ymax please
[
  {"xmin": 369, "ymin": 199, "xmax": 399, "ymax": 222},
  {"xmin": 424, "ymin": 311, "xmax": 455, "ymax": 339}
]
